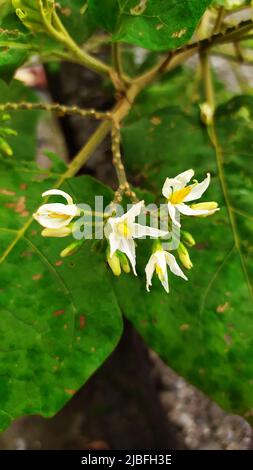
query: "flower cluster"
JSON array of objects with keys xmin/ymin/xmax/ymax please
[{"xmin": 33, "ymin": 169, "xmax": 219, "ymax": 293}]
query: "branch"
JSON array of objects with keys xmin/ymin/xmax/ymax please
[
  {"xmin": 0, "ymin": 102, "xmax": 112, "ymax": 121},
  {"xmin": 212, "ymin": 6, "xmax": 225, "ymax": 34},
  {"xmin": 158, "ymin": 18, "xmax": 253, "ymax": 73},
  {"xmin": 111, "ymin": 125, "xmax": 138, "ymax": 203},
  {"xmin": 111, "ymin": 43, "xmax": 123, "ymax": 80}
]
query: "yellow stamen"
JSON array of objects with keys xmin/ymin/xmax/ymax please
[
  {"xmin": 169, "ymin": 186, "xmax": 192, "ymax": 205},
  {"xmin": 49, "ymin": 212, "xmax": 70, "ymax": 220},
  {"xmin": 155, "ymin": 263, "xmax": 165, "ymax": 280},
  {"xmin": 117, "ymin": 221, "xmax": 131, "ymax": 237}
]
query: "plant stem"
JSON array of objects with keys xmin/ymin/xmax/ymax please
[
  {"xmin": 111, "ymin": 125, "xmax": 127, "ymax": 187},
  {"xmin": 0, "ymin": 102, "xmax": 112, "ymax": 121},
  {"xmin": 201, "ymin": 49, "xmax": 253, "ymax": 301},
  {"xmin": 200, "ymin": 52, "xmax": 214, "ymax": 108},
  {"xmin": 112, "ymin": 43, "xmax": 123, "ymax": 79},
  {"xmin": 213, "ymin": 6, "xmax": 225, "ymax": 34},
  {"xmin": 59, "ymin": 120, "xmax": 112, "ymax": 181},
  {"xmin": 39, "ymin": 3, "xmax": 110, "ymax": 76},
  {"xmin": 111, "ymin": 125, "xmax": 138, "ymax": 202}
]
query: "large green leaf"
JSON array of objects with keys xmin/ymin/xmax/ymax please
[
  {"xmin": 0, "ymin": 79, "xmax": 40, "ymax": 160},
  {"xmin": 88, "ymin": 0, "xmax": 212, "ymax": 51},
  {"xmin": 58, "ymin": 0, "xmax": 96, "ymax": 44},
  {"xmin": 117, "ymin": 98, "xmax": 253, "ymax": 420},
  {"xmin": 0, "ymin": 158, "xmax": 123, "ymax": 430}
]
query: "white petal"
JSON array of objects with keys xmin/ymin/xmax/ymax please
[
  {"xmin": 145, "ymin": 254, "xmax": 156, "ymax": 292},
  {"xmin": 120, "ymin": 237, "xmax": 137, "ymax": 275},
  {"xmin": 177, "ymin": 203, "xmax": 212, "ymax": 217},
  {"xmin": 183, "ymin": 173, "xmax": 211, "ymax": 202},
  {"xmin": 104, "ymin": 217, "xmax": 114, "ymax": 239},
  {"xmin": 175, "ymin": 169, "xmax": 195, "ymax": 187},
  {"xmin": 33, "ymin": 214, "xmax": 73, "ymax": 229},
  {"xmin": 33, "ymin": 203, "xmax": 78, "ymax": 228},
  {"xmin": 162, "ymin": 170, "xmax": 194, "ymax": 198},
  {"xmin": 155, "ymin": 251, "xmax": 169, "ymax": 293},
  {"xmin": 123, "ymin": 201, "xmax": 144, "ymax": 223},
  {"xmin": 42, "ymin": 189, "xmax": 73, "ymax": 205},
  {"xmin": 108, "ymin": 231, "xmax": 120, "ymax": 257},
  {"xmin": 40, "ymin": 203, "xmax": 78, "ymax": 216},
  {"xmin": 168, "ymin": 202, "xmax": 181, "ymax": 227},
  {"xmin": 165, "ymin": 252, "xmax": 188, "ymax": 281},
  {"xmin": 162, "ymin": 178, "xmax": 173, "ymax": 198},
  {"xmin": 155, "ymin": 250, "xmax": 167, "ymax": 274},
  {"xmin": 160, "ymin": 272, "xmax": 169, "ymax": 293},
  {"xmin": 132, "ymin": 223, "xmax": 168, "ymax": 239}
]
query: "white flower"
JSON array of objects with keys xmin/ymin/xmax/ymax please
[
  {"xmin": 145, "ymin": 248, "xmax": 187, "ymax": 293},
  {"xmin": 33, "ymin": 189, "xmax": 79, "ymax": 229},
  {"xmin": 105, "ymin": 201, "xmax": 168, "ymax": 275},
  {"xmin": 162, "ymin": 169, "xmax": 219, "ymax": 227}
]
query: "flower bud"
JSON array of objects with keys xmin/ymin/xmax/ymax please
[
  {"xmin": 0, "ymin": 127, "xmax": 18, "ymax": 137},
  {"xmin": 0, "ymin": 137, "xmax": 13, "ymax": 156},
  {"xmin": 60, "ymin": 241, "xmax": 83, "ymax": 258},
  {"xmin": 41, "ymin": 226, "xmax": 72, "ymax": 238},
  {"xmin": 199, "ymin": 102, "xmax": 214, "ymax": 126},
  {"xmin": 118, "ymin": 252, "xmax": 131, "ymax": 274},
  {"xmin": 107, "ymin": 249, "xmax": 121, "ymax": 276},
  {"xmin": 0, "ymin": 114, "xmax": 11, "ymax": 122},
  {"xmin": 177, "ymin": 243, "xmax": 193, "ymax": 270},
  {"xmin": 190, "ymin": 201, "xmax": 219, "ymax": 217},
  {"xmin": 181, "ymin": 231, "xmax": 196, "ymax": 247}
]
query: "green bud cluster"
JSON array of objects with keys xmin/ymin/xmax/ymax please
[
  {"xmin": 12, "ymin": 0, "xmax": 55, "ymax": 32},
  {"xmin": 107, "ymin": 248, "xmax": 131, "ymax": 276}
]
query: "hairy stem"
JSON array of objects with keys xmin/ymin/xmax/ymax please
[
  {"xmin": 0, "ymin": 102, "xmax": 112, "ymax": 121},
  {"xmin": 111, "ymin": 125, "xmax": 138, "ymax": 203},
  {"xmin": 111, "ymin": 125, "xmax": 127, "ymax": 187}
]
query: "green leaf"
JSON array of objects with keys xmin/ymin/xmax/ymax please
[
  {"xmin": 0, "ymin": 31, "xmax": 28, "ymax": 81},
  {"xmin": 118, "ymin": 99, "xmax": 253, "ymax": 421},
  {"xmin": 0, "ymin": 158, "xmax": 122, "ymax": 430},
  {"xmin": 0, "ymin": 79, "xmax": 40, "ymax": 160},
  {"xmin": 88, "ymin": 0, "xmax": 212, "ymax": 51},
  {"xmin": 58, "ymin": 0, "xmax": 96, "ymax": 44}
]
